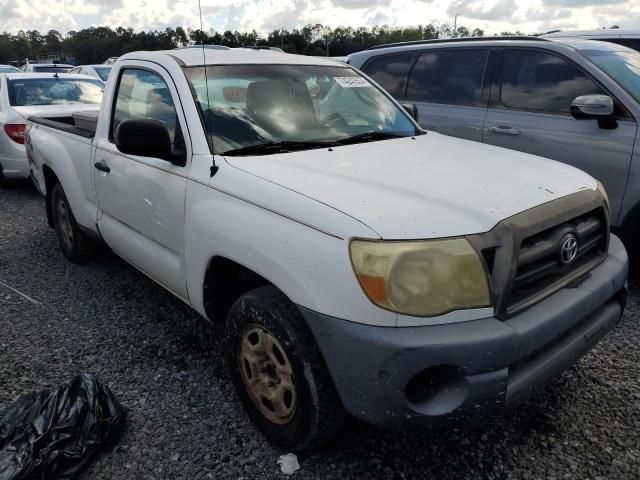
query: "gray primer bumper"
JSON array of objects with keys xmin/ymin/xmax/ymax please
[{"xmin": 300, "ymin": 234, "xmax": 628, "ymax": 430}]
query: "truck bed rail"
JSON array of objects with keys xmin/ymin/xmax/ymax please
[{"xmin": 28, "ymin": 116, "xmax": 96, "ymax": 139}]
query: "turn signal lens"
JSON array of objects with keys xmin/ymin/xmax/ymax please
[
  {"xmin": 350, "ymin": 238, "xmax": 491, "ymax": 317},
  {"xmin": 4, "ymin": 124, "xmax": 26, "ymax": 144}
]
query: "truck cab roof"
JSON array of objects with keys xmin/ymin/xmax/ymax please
[{"xmin": 120, "ymin": 48, "xmax": 345, "ymax": 68}]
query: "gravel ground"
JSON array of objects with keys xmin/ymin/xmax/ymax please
[{"xmin": 1, "ymin": 182, "xmax": 639, "ymax": 480}]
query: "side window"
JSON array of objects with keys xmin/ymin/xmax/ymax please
[
  {"xmin": 500, "ymin": 50, "xmax": 604, "ymax": 114},
  {"xmin": 406, "ymin": 49, "xmax": 489, "ymax": 107},
  {"xmin": 362, "ymin": 52, "xmax": 414, "ymax": 97},
  {"xmin": 111, "ymin": 68, "xmax": 184, "ymax": 154}
]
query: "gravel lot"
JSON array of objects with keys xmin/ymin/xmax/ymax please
[{"xmin": 1, "ymin": 182, "xmax": 639, "ymax": 480}]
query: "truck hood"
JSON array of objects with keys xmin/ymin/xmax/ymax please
[
  {"xmin": 225, "ymin": 133, "xmax": 597, "ymax": 239},
  {"xmin": 14, "ymin": 104, "xmax": 100, "ymax": 120}
]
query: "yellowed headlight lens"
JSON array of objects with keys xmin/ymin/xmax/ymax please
[{"xmin": 350, "ymin": 239, "xmax": 491, "ymax": 317}]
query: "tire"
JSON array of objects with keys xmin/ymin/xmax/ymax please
[
  {"xmin": 51, "ymin": 182, "xmax": 95, "ymax": 264},
  {"xmin": 225, "ymin": 285, "xmax": 346, "ymax": 451}
]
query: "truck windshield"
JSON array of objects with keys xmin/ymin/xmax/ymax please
[
  {"xmin": 7, "ymin": 78, "xmax": 104, "ymax": 106},
  {"xmin": 582, "ymin": 49, "xmax": 640, "ymax": 103},
  {"xmin": 183, "ymin": 64, "xmax": 418, "ymax": 156}
]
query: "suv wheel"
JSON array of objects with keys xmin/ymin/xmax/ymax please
[{"xmin": 225, "ymin": 285, "xmax": 345, "ymax": 451}]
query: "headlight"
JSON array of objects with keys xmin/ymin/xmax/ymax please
[
  {"xmin": 350, "ymin": 238, "xmax": 491, "ymax": 317},
  {"xmin": 596, "ymin": 181, "xmax": 610, "ymax": 213}
]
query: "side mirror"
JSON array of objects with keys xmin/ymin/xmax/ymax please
[
  {"xmin": 571, "ymin": 95, "xmax": 617, "ymax": 129},
  {"xmin": 115, "ymin": 119, "xmax": 183, "ymax": 165},
  {"xmin": 401, "ymin": 103, "xmax": 419, "ymax": 122}
]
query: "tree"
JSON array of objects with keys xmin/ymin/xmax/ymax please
[{"xmin": 0, "ymin": 21, "xmax": 488, "ymax": 64}]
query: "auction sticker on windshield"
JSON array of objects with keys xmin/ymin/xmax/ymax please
[{"xmin": 334, "ymin": 77, "xmax": 371, "ymax": 88}]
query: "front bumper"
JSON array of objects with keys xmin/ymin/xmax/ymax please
[{"xmin": 301, "ymin": 234, "xmax": 628, "ymax": 430}]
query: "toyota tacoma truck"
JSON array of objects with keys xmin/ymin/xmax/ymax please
[{"xmin": 26, "ymin": 48, "xmax": 628, "ymax": 451}]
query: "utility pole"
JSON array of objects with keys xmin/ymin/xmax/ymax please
[{"xmin": 453, "ymin": 14, "xmax": 459, "ymax": 37}]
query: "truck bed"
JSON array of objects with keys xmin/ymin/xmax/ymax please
[{"xmin": 28, "ymin": 110, "xmax": 98, "ymax": 139}]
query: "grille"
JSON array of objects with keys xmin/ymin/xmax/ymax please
[{"xmin": 507, "ymin": 208, "xmax": 607, "ymax": 314}]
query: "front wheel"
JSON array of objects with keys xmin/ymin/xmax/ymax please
[
  {"xmin": 225, "ymin": 286, "xmax": 346, "ymax": 451},
  {"xmin": 51, "ymin": 183, "xmax": 95, "ymax": 264}
]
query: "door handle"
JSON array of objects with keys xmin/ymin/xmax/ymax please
[
  {"xmin": 488, "ymin": 125, "xmax": 522, "ymax": 136},
  {"xmin": 94, "ymin": 161, "xmax": 111, "ymax": 173}
]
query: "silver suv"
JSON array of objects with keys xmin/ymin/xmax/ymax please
[{"xmin": 348, "ymin": 37, "xmax": 640, "ymax": 236}]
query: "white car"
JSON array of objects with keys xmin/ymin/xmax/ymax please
[
  {"xmin": 543, "ymin": 29, "xmax": 640, "ymax": 52},
  {"xmin": 21, "ymin": 63, "xmax": 74, "ymax": 73},
  {"xmin": 0, "ymin": 73, "xmax": 103, "ymax": 186},
  {"xmin": 0, "ymin": 65, "xmax": 20, "ymax": 74},
  {"xmin": 26, "ymin": 49, "xmax": 628, "ymax": 450},
  {"xmin": 68, "ymin": 65, "xmax": 112, "ymax": 83}
]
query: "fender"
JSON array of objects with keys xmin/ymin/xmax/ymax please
[{"xmin": 183, "ymin": 179, "xmax": 399, "ymax": 327}]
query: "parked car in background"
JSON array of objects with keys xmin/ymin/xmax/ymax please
[
  {"xmin": 103, "ymin": 57, "xmax": 119, "ymax": 65},
  {"xmin": 0, "ymin": 73, "xmax": 103, "ymax": 186},
  {"xmin": 69, "ymin": 65, "xmax": 112, "ymax": 83},
  {"xmin": 349, "ymin": 37, "xmax": 640, "ymax": 236},
  {"xmin": 0, "ymin": 65, "xmax": 20, "ymax": 74},
  {"xmin": 26, "ymin": 48, "xmax": 627, "ymax": 450},
  {"xmin": 176, "ymin": 45, "xmax": 230, "ymax": 51},
  {"xmin": 22, "ymin": 63, "xmax": 74, "ymax": 73},
  {"xmin": 543, "ymin": 29, "xmax": 640, "ymax": 52},
  {"xmin": 233, "ymin": 46, "xmax": 284, "ymax": 52}
]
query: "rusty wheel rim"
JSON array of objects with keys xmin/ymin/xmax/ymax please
[{"xmin": 239, "ymin": 326, "xmax": 296, "ymax": 425}]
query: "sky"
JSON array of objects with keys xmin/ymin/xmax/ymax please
[{"xmin": 0, "ymin": 0, "xmax": 639, "ymax": 36}]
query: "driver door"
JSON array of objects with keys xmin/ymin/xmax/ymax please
[{"xmin": 94, "ymin": 63, "xmax": 190, "ymax": 300}]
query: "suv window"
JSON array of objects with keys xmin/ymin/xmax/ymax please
[
  {"xmin": 361, "ymin": 52, "xmax": 414, "ymax": 97},
  {"xmin": 112, "ymin": 68, "xmax": 184, "ymax": 153},
  {"xmin": 406, "ymin": 49, "xmax": 489, "ymax": 107},
  {"xmin": 500, "ymin": 49, "xmax": 604, "ymax": 114}
]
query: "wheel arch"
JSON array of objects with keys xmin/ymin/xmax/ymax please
[
  {"xmin": 202, "ymin": 255, "xmax": 275, "ymax": 323},
  {"xmin": 42, "ymin": 164, "xmax": 60, "ymax": 228}
]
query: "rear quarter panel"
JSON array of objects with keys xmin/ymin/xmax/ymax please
[{"xmin": 27, "ymin": 123, "xmax": 98, "ymax": 233}]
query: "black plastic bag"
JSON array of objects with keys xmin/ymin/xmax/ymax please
[{"xmin": 0, "ymin": 373, "xmax": 125, "ymax": 480}]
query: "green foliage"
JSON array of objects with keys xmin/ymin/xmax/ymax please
[{"xmin": 0, "ymin": 23, "xmax": 485, "ymax": 64}]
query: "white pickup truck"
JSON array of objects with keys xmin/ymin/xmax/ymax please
[{"xmin": 26, "ymin": 48, "xmax": 628, "ymax": 450}]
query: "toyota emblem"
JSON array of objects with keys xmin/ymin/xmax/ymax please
[{"xmin": 560, "ymin": 234, "xmax": 578, "ymax": 265}]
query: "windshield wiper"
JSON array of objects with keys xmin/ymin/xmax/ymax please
[
  {"xmin": 222, "ymin": 140, "xmax": 339, "ymax": 157},
  {"xmin": 336, "ymin": 131, "xmax": 406, "ymax": 146}
]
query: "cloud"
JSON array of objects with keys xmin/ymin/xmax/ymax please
[
  {"xmin": 0, "ymin": 0, "xmax": 637, "ymax": 35},
  {"xmin": 447, "ymin": 0, "xmax": 517, "ymax": 19},
  {"xmin": 331, "ymin": 0, "xmax": 386, "ymax": 9},
  {"xmin": 542, "ymin": 0, "xmax": 626, "ymax": 6}
]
